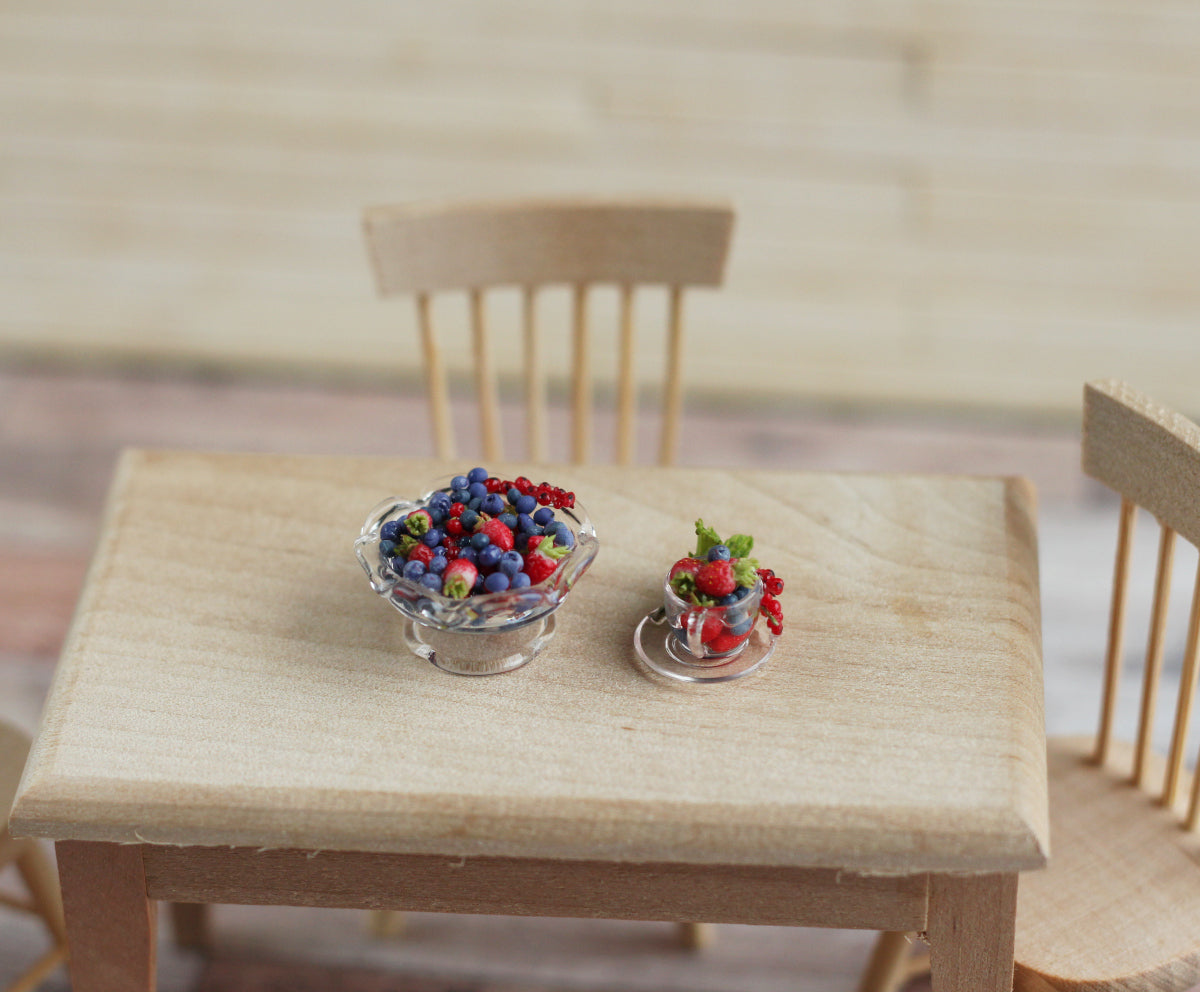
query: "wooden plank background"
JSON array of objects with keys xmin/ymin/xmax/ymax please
[{"xmin": 3, "ymin": 0, "xmax": 1200, "ymax": 417}]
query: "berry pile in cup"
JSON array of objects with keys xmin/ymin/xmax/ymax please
[
  {"xmin": 378, "ymin": 467, "xmax": 578, "ymax": 599},
  {"xmin": 669, "ymin": 519, "xmax": 785, "ymax": 646}
]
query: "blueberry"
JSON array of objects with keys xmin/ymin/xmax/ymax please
[
  {"xmin": 480, "ymin": 493, "xmax": 505, "ymax": 516},
  {"xmin": 468, "ymin": 467, "xmax": 490, "ymax": 484},
  {"xmin": 467, "ymin": 496, "xmax": 483, "ymax": 511},
  {"xmin": 457, "ymin": 546, "xmax": 478, "ymax": 564},
  {"xmin": 451, "ymin": 487, "xmax": 471, "ymax": 504},
  {"xmin": 460, "ymin": 508, "xmax": 479, "ymax": 532},
  {"xmin": 429, "ymin": 491, "xmax": 452, "ymax": 510},
  {"xmin": 378, "ymin": 539, "xmax": 396, "ymax": 558},
  {"xmin": 390, "ymin": 556, "xmax": 409, "ymax": 574},
  {"xmin": 484, "ymin": 571, "xmax": 510, "ymax": 593},
  {"xmin": 729, "ymin": 615, "xmax": 755, "ymax": 636},
  {"xmin": 515, "ymin": 494, "xmax": 537, "ymax": 516},
  {"xmin": 402, "ymin": 560, "xmax": 426, "ymax": 581},
  {"xmin": 477, "ymin": 544, "xmax": 503, "ymax": 569},
  {"xmin": 498, "ymin": 550, "xmax": 524, "ymax": 577},
  {"xmin": 707, "ymin": 544, "xmax": 731, "ymax": 562},
  {"xmin": 421, "ymin": 528, "xmax": 442, "ymax": 547},
  {"xmin": 451, "ymin": 475, "xmax": 469, "ymax": 491},
  {"xmin": 507, "ymin": 487, "xmax": 522, "ymax": 504},
  {"xmin": 719, "ymin": 592, "xmax": 740, "ymax": 605},
  {"xmin": 470, "ymin": 532, "xmax": 490, "ymax": 550},
  {"xmin": 732, "ymin": 585, "xmax": 752, "ymax": 600},
  {"xmin": 473, "ymin": 572, "xmax": 486, "ymax": 591},
  {"xmin": 380, "ymin": 520, "xmax": 402, "ymax": 542},
  {"xmin": 498, "ymin": 511, "xmax": 518, "ymax": 530},
  {"xmin": 533, "ymin": 507, "xmax": 555, "ymax": 526},
  {"xmin": 427, "ymin": 505, "xmax": 446, "ymax": 525},
  {"xmin": 551, "ymin": 524, "xmax": 575, "ymax": 549},
  {"xmin": 419, "ymin": 572, "xmax": 443, "ymax": 592},
  {"xmin": 428, "ymin": 556, "xmax": 447, "ymax": 575},
  {"xmin": 510, "ymin": 572, "xmax": 532, "ymax": 589},
  {"xmin": 468, "ymin": 481, "xmax": 488, "ymax": 501},
  {"xmin": 516, "ymin": 513, "xmax": 537, "ymax": 533}
]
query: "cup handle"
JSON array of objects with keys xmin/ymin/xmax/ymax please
[{"xmin": 685, "ymin": 608, "xmax": 709, "ymax": 657}]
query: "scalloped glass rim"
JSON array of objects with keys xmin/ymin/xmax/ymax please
[{"xmin": 354, "ymin": 476, "xmax": 599, "ymax": 633}]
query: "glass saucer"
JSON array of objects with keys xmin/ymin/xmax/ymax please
[{"xmin": 633, "ymin": 612, "xmax": 777, "ymax": 683}]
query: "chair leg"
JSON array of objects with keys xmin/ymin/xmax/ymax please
[
  {"xmin": 858, "ymin": 931, "xmax": 921, "ymax": 992},
  {"xmin": 15, "ymin": 841, "xmax": 66, "ymax": 944},
  {"xmin": 169, "ymin": 902, "xmax": 213, "ymax": 951},
  {"xmin": 368, "ymin": 909, "xmax": 406, "ymax": 938},
  {"xmin": 677, "ymin": 922, "xmax": 714, "ymax": 949}
]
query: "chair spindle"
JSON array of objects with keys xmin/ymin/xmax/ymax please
[
  {"xmin": 658, "ymin": 285, "xmax": 685, "ymax": 467},
  {"xmin": 571, "ymin": 284, "xmax": 591, "ymax": 464},
  {"xmin": 616, "ymin": 284, "xmax": 636, "ymax": 466},
  {"xmin": 469, "ymin": 288, "xmax": 503, "ymax": 462},
  {"xmin": 1164, "ymin": 558, "xmax": 1200, "ymax": 808},
  {"xmin": 416, "ymin": 292, "xmax": 454, "ymax": 460},
  {"xmin": 1096, "ymin": 497, "xmax": 1136, "ymax": 766},
  {"xmin": 522, "ymin": 286, "xmax": 546, "ymax": 463},
  {"xmin": 1134, "ymin": 522, "xmax": 1176, "ymax": 785}
]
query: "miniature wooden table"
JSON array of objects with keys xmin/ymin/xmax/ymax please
[{"xmin": 10, "ymin": 451, "xmax": 1047, "ymax": 992}]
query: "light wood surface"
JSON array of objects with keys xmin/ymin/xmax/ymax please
[
  {"xmin": 11, "ymin": 450, "xmax": 1046, "ymax": 872},
  {"xmin": 7, "ymin": 3, "xmax": 1200, "ymax": 418},
  {"xmin": 861, "ymin": 379, "xmax": 1200, "ymax": 992},
  {"xmin": 363, "ymin": 198, "xmax": 733, "ymax": 466}
]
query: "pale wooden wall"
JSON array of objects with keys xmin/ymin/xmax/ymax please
[{"xmin": 3, "ymin": 0, "xmax": 1199, "ymax": 417}]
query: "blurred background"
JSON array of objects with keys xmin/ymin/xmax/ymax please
[
  {"xmin": 3, "ymin": 0, "xmax": 1198, "ymax": 416},
  {"xmin": 3, "ymin": 1, "xmax": 1200, "ymax": 990}
]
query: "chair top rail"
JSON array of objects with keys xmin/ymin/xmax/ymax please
[
  {"xmin": 363, "ymin": 197, "xmax": 734, "ymax": 295},
  {"xmin": 1083, "ymin": 379, "xmax": 1200, "ymax": 548}
]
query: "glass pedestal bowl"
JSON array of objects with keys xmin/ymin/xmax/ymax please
[{"xmin": 355, "ymin": 480, "xmax": 598, "ymax": 675}]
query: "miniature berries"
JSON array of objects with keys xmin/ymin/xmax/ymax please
[
  {"xmin": 381, "ymin": 468, "xmax": 578, "ymax": 599},
  {"xmin": 669, "ymin": 519, "xmax": 785, "ymax": 644}
]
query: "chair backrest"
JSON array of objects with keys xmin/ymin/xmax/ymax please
[
  {"xmin": 363, "ymin": 197, "xmax": 735, "ymax": 466},
  {"xmin": 1084, "ymin": 379, "xmax": 1200, "ymax": 824}
]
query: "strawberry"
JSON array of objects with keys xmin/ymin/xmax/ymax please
[
  {"xmin": 479, "ymin": 517, "xmax": 514, "ymax": 552},
  {"xmin": 695, "ymin": 560, "xmax": 736, "ymax": 598},
  {"xmin": 441, "ymin": 559, "xmax": 478, "ymax": 599},
  {"xmin": 523, "ymin": 536, "xmax": 570, "ymax": 585},
  {"xmin": 707, "ymin": 628, "xmax": 753, "ymax": 654},
  {"xmin": 407, "ymin": 543, "xmax": 435, "ymax": 567},
  {"xmin": 404, "ymin": 508, "xmax": 433, "ymax": 537}
]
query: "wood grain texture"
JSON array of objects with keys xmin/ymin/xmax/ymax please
[
  {"xmin": 363, "ymin": 199, "xmax": 734, "ymax": 294},
  {"xmin": 928, "ymin": 873, "xmax": 1017, "ymax": 992},
  {"xmin": 56, "ymin": 840, "xmax": 156, "ymax": 992},
  {"xmin": 11, "ymin": 451, "xmax": 1046, "ymax": 874},
  {"xmin": 1083, "ymin": 379, "xmax": 1200, "ymax": 549},
  {"xmin": 7, "ymin": 3, "xmax": 1200, "ymax": 416},
  {"xmin": 141, "ymin": 846, "xmax": 929, "ymax": 931},
  {"xmin": 1013, "ymin": 738, "xmax": 1200, "ymax": 992}
]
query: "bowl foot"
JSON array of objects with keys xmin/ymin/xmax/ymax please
[{"xmin": 404, "ymin": 614, "xmax": 558, "ymax": 675}]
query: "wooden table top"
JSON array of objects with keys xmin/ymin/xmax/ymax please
[{"xmin": 11, "ymin": 450, "xmax": 1047, "ymax": 874}]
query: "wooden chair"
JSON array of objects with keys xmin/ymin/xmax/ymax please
[
  {"xmin": 858, "ymin": 378, "xmax": 1200, "ymax": 992},
  {"xmin": 362, "ymin": 196, "xmax": 735, "ymax": 466},
  {"xmin": 0, "ymin": 721, "xmax": 69, "ymax": 992},
  {"xmin": 362, "ymin": 197, "xmax": 734, "ymax": 949}
]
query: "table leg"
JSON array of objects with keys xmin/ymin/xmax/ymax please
[
  {"xmin": 169, "ymin": 902, "xmax": 212, "ymax": 950},
  {"xmin": 57, "ymin": 840, "xmax": 157, "ymax": 992},
  {"xmin": 927, "ymin": 872, "xmax": 1017, "ymax": 992}
]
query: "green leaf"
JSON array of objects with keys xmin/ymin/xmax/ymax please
[
  {"xmin": 694, "ymin": 519, "xmax": 723, "ymax": 557},
  {"xmin": 733, "ymin": 558, "xmax": 760, "ymax": 588},
  {"xmin": 726, "ymin": 533, "xmax": 754, "ymax": 558}
]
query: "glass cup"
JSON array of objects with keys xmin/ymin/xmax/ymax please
[{"xmin": 662, "ymin": 574, "xmax": 762, "ymax": 666}]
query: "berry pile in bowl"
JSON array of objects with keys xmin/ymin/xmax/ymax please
[
  {"xmin": 355, "ymin": 468, "xmax": 598, "ymax": 654},
  {"xmin": 636, "ymin": 519, "xmax": 784, "ymax": 680}
]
